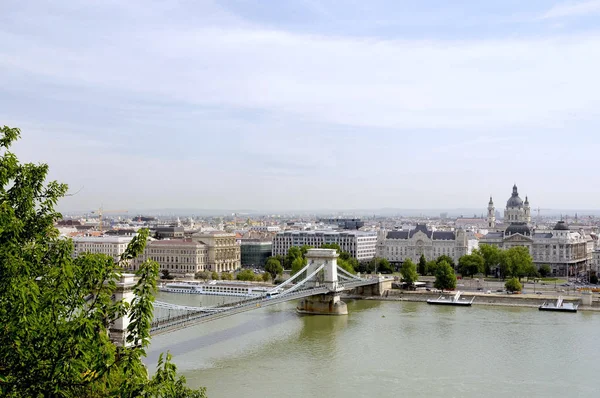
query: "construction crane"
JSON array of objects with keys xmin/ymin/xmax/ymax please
[{"xmin": 91, "ymin": 207, "xmax": 128, "ymax": 234}]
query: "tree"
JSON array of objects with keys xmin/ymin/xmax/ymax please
[
  {"xmin": 236, "ymin": 269, "xmax": 255, "ymax": 281},
  {"xmin": 376, "ymin": 258, "xmax": 393, "ymax": 274},
  {"xmin": 161, "ymin": 269, "xmax": 175, "ymax": 280},
  {"xmin": 434, "ymin": 260, "xmax": 457, "ymax": 291},
  {"xmin": 221, "ymin": 272, "xmax": 233, "ymax": 281},
  {"xmin": 337, "ymin": 258, "xmax": 356, "ymax": 275},
  {"xmin": 436, "ymin": 255, "xmax": 455, "ymax": 269},
  {"xmin": 211, "ymin": 271, "xmax": 219, "ymax": 280},
  {"xmin": 477, "ymin": 244, "xmax": 502, "ymax": 276},
  {"xmin": 261, "ymin": 272, "xmax": 270, "ymax": 282},
  {"xmin": 400, "ymin": 259, "xmax": 418, "ymax": 287},
  {"xmin": 538, "ymin": 264, "xmax": 552, "ymax": 278},
  {"xmin": 501, "ymin": 246, "xmax": 533, "ymax": 280},
  {"xmin": 265, "ymin": 257, "xmax": 283, "ymax": 280},
  {"xmin": 299, "ymin": 245, "xmax": 312, "ymax": 256},
  {"xmin": 367, "ymin": 257, "xmax": 392, "ymax": 274},
  {"xmin": 426, "ymin": 260, "xmax": 438, "ymax": 276},
  {"xmin": 195, "ymin": 270, "xmax": 210, "ymax": 281},
  {"xmin": 285, "ymin": 246, "xmax": 302, "ymax": 268},
  {"xmin": 458, "ymin": 254, "xmax": 484, "ymax": 278},
  {"xmin": 505, "ymin": 277, "xmax": 522, "ymax": 292},
  {"xmin": 320, "ymin": 243, "xmax": 342, "ymax": 252},
  {"xmin": 523, "ymin": 263, "xmax": 539, "ymax": 279},
  {"xmin": 0, "ymin": 126, "xmax": 205, "ymax": 397},
  {"xmin": 291, "ymin": 256, "xmax": 306, "ymax": 276},
  {"xmin": 417, "ymin": 254, "xmax": 427, "ymax": 275}
]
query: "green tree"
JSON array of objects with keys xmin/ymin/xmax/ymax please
[
  {"xmin": 221, "ymin": 272, "xmax": 233, "ymax": 281},
  {"xmin": 436, "ymin": 255, "xmax": 455, "ymax": 269},
  {"xmin": 195, "ymin": 270, "xmax": 210, "ymax": 280},
  {"xmin": 0, "ymin": 126, "xmax": 204, "ymax": 397},
  {"xmin": 477, "ymin": 244, "xmax": 502, "ymax": 276},
  {"xmin": 161, "ymin": 269, "xmax": 175, "ymax": 280},
  {"xmin": 236, "ymin": 269, "xmax": 255, "ymax": 281},
  {"xmin": 458, "ymin": 253, "xmax": 484, "ymax": 278},
  {"xmin": 505, "ymin": 277, "xmax": 522, "ymax": 292},
  {"xmin": 376, "ymin": 258, "xmax": 393, "ymax": 274},
  {"xmin": 434, "ymin": 260, "xmax": 457, "ymax": 291},
  {"xmin": 211, "ymin": 271, "xmax": 219, "ymax": 280},
  {"xmin": 265, "ymin": 257, "xmax": 283, "ymax": 280},
  {"xmin": 501, "ymin": 246, "xmax": 533, "ymax": 280},
  {"xmin": 418, "ymin": 254, "xmax": 427, "ymax": 275},
  {"xmin": 285, "ymin": 246, "xmax": 302, "ymax": 268},
  {"xmin": 400, "ymin": 259, "xmax": 418, "ymax": 287},
  {"xmin": 337, "ymin": 258, "xmax": 356, "ymax": 275},
  {"xmin": 291, "ymin": 256, "xmax": 306, "ymax": 276},
  {"xmin": 426, "ymin": 260, "xmax": 438, "ymax": 276},
  {"xmin": 262, "ymin": 272, "xmax": 271, "ymax": 282},
  {"xmin": 320, "ymin": 243, "xmax": 342, "ymax": 252},
  {"xmin": 523, "ymin": 263, "xmax": 539, "ymax": 279},
  {"xmin": 299, "ymin": 245, "xmax": 312, "ymax": 256},
  {"xmin": 538, "ymin": 264, "xmax": 552, "ymax": 278}
]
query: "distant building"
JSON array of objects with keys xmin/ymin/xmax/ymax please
[
  {"xmin": 240, "ymin": 240, "xmax": 272, "ymax": 268},
  {"xmin": 192, "ymin": 231, "xmax": 241, "ymax": 272},
  {"xmin": 72, "ymin": 236, "xmax": 134, "ymax": 261},
  {"xmin": 318, "ymin": 218, "xmax": 365, "ymax": 230},
  {"xmin": 131, "ymin": 239, "xmax": 208, "ymax": 277},
  {"xmin": 250, "ymin": 226, "xmax": 281, "ymax": 233},
  {"xmin": 272, "ymin": 230, "xmax": 377, "ymax": 261},
  {"xmin": 376, "ymin": 224, "xmax": 468, "ymax": 265},
  {"xmin": 592, "ymin": 250, "xmax": 600, "ymax": 274},
  {"xmin": 481, "ymin": 185, "xmax": 589, "ymax": 276},
  {"xmin": 153, "ymin": 226, "xmax": 185, "ymax": 239}
]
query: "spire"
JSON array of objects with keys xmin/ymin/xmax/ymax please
[
  {"xmin": 524, "ymin": 195, "xmax": 529, "ymax": 205},
  {"xmin": 489, "ymin": 196, "xmax": 494, "ymax": 206},
  {"xmin": 512, "ymin": 184, "xmax": 518, "ymax": 195}
]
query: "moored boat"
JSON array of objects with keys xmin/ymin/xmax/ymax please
[
  {"xmin": 539, "ymin": 296, "xmax": 578, "ymax": 313},
  {"xmin": 159, "ymin": 281, "xmax": 269, "ymax": 297},
  {"xmin": 427, "ymin": 291, "xmax": 474, "ymax": 306}
]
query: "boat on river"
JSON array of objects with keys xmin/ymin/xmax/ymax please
[
  {"xmin": 539, "ymin": 296, "xmax": 578, "ymax": 313},
  {"xmin": 427, "ymin": 291, "xmax": 474, "ymax": 306},
  {"xmin": 159, "ymin": 281, "xmax": 269, "ymax": 297}
]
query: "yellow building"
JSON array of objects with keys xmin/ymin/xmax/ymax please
[{"xmin": 193, "ymin": 231, "xmax": 241, "ymax": 272}]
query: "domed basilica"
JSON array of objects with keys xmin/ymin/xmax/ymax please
[{"xmin": 480, "ymin": 184, "xmax": 590, "ymax": 277}]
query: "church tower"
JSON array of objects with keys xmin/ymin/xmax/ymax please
[
  {"xmin": 487, "ymin": 196, "xmax": 496, "ymax": 228},
  {"xmin": 524, "ymin": 196, "xmax": 531, "ymax": 224}
]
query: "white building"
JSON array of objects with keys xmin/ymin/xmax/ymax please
[
  {"xmin": 250, "ymin": 226, "xmax": 281, "ymax": 233},
  {"xmin": 376, "ymin": 224, "xmax": 468, "ymax": 265},
  {"xmin": 72, "ymin": 236, "xmax": 134, "ymax": 261},
  {"xmin": 272, "ymin": 230, "xmax": 377, "ymax": 261},
  {"xmin": 131, "ymin": 239, "xmax": 209, "ymax": 276}
]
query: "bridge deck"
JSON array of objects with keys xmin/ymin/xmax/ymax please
[{"xmin": 150, "ymin": 278, "xmax": 379, "ymax": 335}]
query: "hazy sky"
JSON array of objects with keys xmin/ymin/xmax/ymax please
[{"xmin": 1, "ymin": 0, "xmax": 599, "ymax": 212}]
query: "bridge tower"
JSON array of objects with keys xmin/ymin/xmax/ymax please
[
  {"xmin": 297, "ymin": 249, "xmax": 348, "ymax": 315},
  {"xmin": 109, "ymin": 273, "xmax": 136, "ymax": 347}
]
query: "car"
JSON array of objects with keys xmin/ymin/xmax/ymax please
[
  {"xmin": 536, "ymin": 292, "xmax": 542, "ymax": 295},
  {"xmin": 485, "ymin": 290, "xmax": 492, "ymax": 294},
  {"xmin": 477, "ymin": 287, "xmax": 483, "ymax": 291}
]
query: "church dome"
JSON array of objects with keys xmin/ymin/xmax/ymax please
[
  {"xmin": 553, "ymin": 221, "xmax": 569, "ymax": 230},
  {"xmin": 506, "ymin": 184, "xmax": 523, "ymax": 208},
  {"xmin": 505, "ymin": 222, "xmax": 531, "ymax": 236}
]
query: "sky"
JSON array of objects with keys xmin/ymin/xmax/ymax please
[{"xmin": 1, "ymin": 0, "xmax": 600, "ymax": 213}]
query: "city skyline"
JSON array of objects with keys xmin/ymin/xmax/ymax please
[{"xmin": 2, "ymin": 1, "xmax": 600, "ymax": 211}]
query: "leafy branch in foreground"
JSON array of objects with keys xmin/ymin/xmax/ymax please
[{"xmin": 0, "ymin": 125, "xmax": 206, "ymax": 397}]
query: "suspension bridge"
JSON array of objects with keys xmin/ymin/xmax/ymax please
[{"xmin": 147, "ymin": 249, "xmax": 390, "ymax": 336}]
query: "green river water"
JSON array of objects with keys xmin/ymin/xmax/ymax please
[{"xmin": 147, "ymin": 292, "xmax": 600, "ymax": 398}]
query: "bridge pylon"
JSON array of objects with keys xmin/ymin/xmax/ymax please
[{"xmin": 297, "ymin": 249, "xmax": 348, "ymax": 315}]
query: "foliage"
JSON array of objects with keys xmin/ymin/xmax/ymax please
[
  {"xmin": 538, "ymin": 264, "xmax": 552, "ymax": 278},
  {"xmin": 261, "ymin": 272, "xmax": 270, "ymax": 282},
  {"xmin": 477, "ymin": 245, "xmax": 503, "ymax": 276},
  {"xmin": 505, "ymin": 277, "xmax": 522, "ymax": 292},
  {"xmin": 265, "ymin": 257, "xmax": 283, "ymax": 280},
  {"xmin": 500, "ymin": 246, "xmax": 533, "ymax": 280},
  {"xmin": 337, "ymin": 257, "xmax": 356, "ymax": 275},
  {"xmin": 400, "ymin": 259, "xmax": 418, "ymax": 286},
  {"xmin": 418, "ymin": 255, "xmax": 427, "ymax": 275},
  {"xmin": 374, "ymin": 257, "xmax": 393, "ymax": 274},
  {"xmin": 320, "ymin": 243, "xmax": 342, "ymax": 252},
  {"xmin": 458, "ymin": 253, "xmax": 484, "ymax": 278},
  {"xmin": 161, "ymin": 269, "xmax": 175, "ymax": 280},
  {"xmin": 426, "ymin": 260, "xmax": 438, "ymax": 276},
  {"xmin": 0, "ymin": 125, "xmax": 204, "ymax": 397},
  {"xmin": 522, "ymin": 263, "xmax": 539, "ymax": 279},
  {"xmin": 291, "ymin": 256, "xmax": 306, "ymax": 276},
  {"xmin": 285, "ymin": 246, "xmax": 302, "ymax": 268},
  {"xmin": 195, "ymin": 270, "xmax": 211, "ymax": 281},
  {"xmin": 436, "ymin": 255, "xmax": 455, "ymax": 269},
  {"xmin": 356, "ymin": 260, "xmax": 375, "ymax": 274},
  {"xmin": 299, "ymin": 245, "xmax": 312, "ymax": 256},
  {"xmin": 236, "ymin": 269, "xmax": 255, "ymax": 281},
  {"xmin": 434, "ymin": 260, "xmax": 457, "ymax": 291},
  {"xmin": 221, "ymin": 272, "xmax": 233, "ymax": 281},
  {"xmin": 211, "ymin": 271, "xmax": 219, "ymax": 280}
]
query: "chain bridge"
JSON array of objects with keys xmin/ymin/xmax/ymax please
[{"xmin": 147, "ymin": 249, "xmax": 390, "ymax": 336}]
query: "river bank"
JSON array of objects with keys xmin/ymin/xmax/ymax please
[{"xmin": 346, "ymin": 290, "xmax": 600, "ymax": 311}]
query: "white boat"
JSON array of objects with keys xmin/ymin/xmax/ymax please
[
  {"xmin": 539, "ymin": 296, "xmax": 578, "ymax": 313},
  {"xmin": 427, "ymin": 291, "xmax": 475, "ymax": 306},
  {"xmin": 159, "ymin": 281, "xmax": 269, "ymax": 297}
]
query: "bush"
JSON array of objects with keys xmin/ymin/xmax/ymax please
[
  {"xmin": 505, "ymin": 277, "xmax": 522, "ymax": 292},
  {"xmin": 195, "ymin": 270, "xmax": 210, "ymax": 280},
  {"xmin": 236, "ymin": 269, "xmax": 255, "ymax": 281}
]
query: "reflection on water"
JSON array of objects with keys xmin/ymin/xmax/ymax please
[{"xmin": 147, "ymin": 296, "xmax": 600, "ymax": 398}]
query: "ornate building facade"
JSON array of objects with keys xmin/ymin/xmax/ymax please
[
  {"xmin": 376, "ymin": 224, "xmax": 468, "ymax": 265},
  {"xmin": 481, "ymin": 185, "xmax": 589, "ymax": 276}
]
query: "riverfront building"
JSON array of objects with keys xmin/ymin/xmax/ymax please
[
  {"xmin": 131, "ymin": 239, "xmax": 208, "ymax": 276},
  {"xmin": 240, "ymin": 239, "xmax": 272, "ymax": 268},
  {"xmin": 272, "ymin": 230, "xmax": 377, "ymax": 261},
  {"xmin": 72, "ymin": 236, "xmax": 134, "ymax": 261},
  {"xmin": 376, "ymin": 224, "xmax": 468, "ymax": 265},
  {"xmin": 481, "ymin": 185, "xmax": 591, "ymax": 276},
  {"xmin": 192, "ymin": 231, "xmax": 241, "ymax": 272}
]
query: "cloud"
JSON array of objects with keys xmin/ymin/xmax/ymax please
[{"xmin": 539, "ymin": 0, "xmax": 600, "ymax": 19}]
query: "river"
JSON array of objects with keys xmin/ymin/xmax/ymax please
[{"xmin": 147, "ymin": 292, "xmax": 600, "ymax": 397}]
